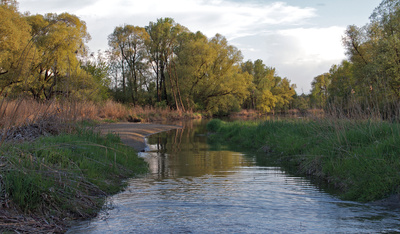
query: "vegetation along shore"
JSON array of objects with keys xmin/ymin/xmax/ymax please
[
  {"xmin": 207, "ymin": 118, "xmax": 400, "ymax": 203},
  {"xmin": 1, "ymin": 0, "xmax": 400, "ymax": 232}
]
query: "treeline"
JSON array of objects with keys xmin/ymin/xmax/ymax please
[
  {"xmin": 0, "ymin": 0, "xmax": 297, "ymax": 115},
  {"xmin": 107, "ymin": 18, "xmax": 296, "ymax": 114},
  {"xmin": 309, "ymin": 0, "xmax": 400, "ymax": 119},
  {"xmin": 0, "ymin": 0, "xmax": 109, "ymax": 101}
]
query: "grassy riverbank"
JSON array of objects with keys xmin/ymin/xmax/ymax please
[
  {"xmin": 0, "ymin": 124, "xmax": 147, "ymax": 233},
  {"xmin": 207, "ymin": 119, "xmax": 400, "ymax": 202}
]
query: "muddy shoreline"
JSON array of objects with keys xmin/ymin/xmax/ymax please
[{"xmin": 96, "ymin": 122, "xmax": 182, "ymax": 152}]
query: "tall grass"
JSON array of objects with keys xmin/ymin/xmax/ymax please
[
  {"xmin": 0, "ymin": 127, "xmax": 148, "ymax": 232},
  {"xmin": 207, "ymin": 118, "xmax": 400, "ymax": 202},
  {"xmin": 0, "ymin": 98, "xmax": 201, "ymax": 130},
  {"xmin": 0, "ymin": 97, "xmax": 180, "ymax": 232}
]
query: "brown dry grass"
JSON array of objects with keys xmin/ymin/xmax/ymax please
[
  {"xmin": 0, "ymin": 98, "xmax": 201, "ymax": 146},
  {"xmin": 0, "ymin": 98, "xmax": 201, "ymax": 127}
]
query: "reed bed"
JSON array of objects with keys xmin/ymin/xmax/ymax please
[
  {"xmin": 0, "ymin": 98, "xmax": 201, "ymax": 130},
  {"xmin": 207, "ymin": 116, "xmax": 400, "ymax": 202}
]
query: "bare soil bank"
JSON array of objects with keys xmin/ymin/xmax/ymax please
[{"xmin": 96, "ymin": 122, "xmax": 182, "ymax": 152}]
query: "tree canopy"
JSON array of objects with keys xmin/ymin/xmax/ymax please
[
  {"xmin": 107, "ymin": 21, "xmax": 296, "ymax": 114},
  {"xmin": 309, "ymin": 0, "xmax": 400, "ymax": 118},
  {"xmin": 1, "ymin": 0, "xmax": 297, "ymax": 115}
]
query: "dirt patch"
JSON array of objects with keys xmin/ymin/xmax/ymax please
[{"xmin": 96, "ymin": 122, "xmax": 182, "ymax": 152}]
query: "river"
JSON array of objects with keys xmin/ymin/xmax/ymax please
[{"xmin": 68, "ymin": 120, "xmax": 400, "ymax": 233}]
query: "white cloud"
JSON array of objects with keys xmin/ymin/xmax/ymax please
[
  {"xmin": 231, "ymin": 26, "xmax": 347, "ymax": 93},
  {"xmin": 272, "ymin": 27, "xmax": 347, "ymax": 93},
  {"xmin": 73, "ymin": 0, "xmax": 316, "ymax": 39},
  {"xmin": 277, "ymin": 27, "xmax": 346, "ymax": 63},
  {"xmin": 18, "ymin": 0, "xmax": 343, "ymax": 94}
]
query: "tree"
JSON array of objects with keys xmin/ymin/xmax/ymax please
[
  {"xmin": 0, "ymin": 1, "xmax": 31, "ymax": 95},
  {"xmin": 108, "ymin": 25, "xmax": 149, "ymax": 104},
  {"xmin": 174, "ymin": 31, "xmax": 213, "ymax": 110},
  {"xmin": 327, "ymin": 60, "xmax": 356, "ymax": 111},
  {"xmin": 272, "ymin": 78, "xmax": 296, "ymax": 112},
  {"xmin": 310, "ymin": 73, "xmax": 331, "ymax": 109},
  {"xmin": 192, "ymin": 34, "xmax": 250, "ymax": 114},
  {"xmin": 241, "ymin": 59, "xmax": 296, "ymax": 113},
  {"xmin": 291, "ymin": 93, "xmax": 310, "ymax": 113},
  {"xmin": 81, "ymin": 51, "xmax": 111, "ymax": 101},
  {"xmin": 24, "ymin": 12, "xmax": 91, "ymax": 99},
  {"xmin": 145, "ymin": 18, "xmax": 188, "ymax": 104},
  {"xmin": 342, "ymin": 0, "xmax": 400, "ymax": 117}
]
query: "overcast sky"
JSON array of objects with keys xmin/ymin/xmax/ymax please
[{"xmin": 18, "ymin": 0, "xmax": 382, "ymax": 94}]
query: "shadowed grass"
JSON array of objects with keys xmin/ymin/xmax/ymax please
[
  {"xmin": 0, "ymin": 126, "xmax": 148, "ymax": 232},
  {"xmin": 207, "ymin": 118, "xmax": 400, "ymax": 202}
]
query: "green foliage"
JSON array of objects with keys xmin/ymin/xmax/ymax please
[
  {"xmin": 2, "ymin": 2, "xmax": 298, "ymax": 113},
  {"xmin": 241, "ymin": 59, "xmax": 296, "ymax": 113},
  {"xmin": 208, "ymin": 119, "xmax": 400, "ymax": 202},
  {"xmin": 108, "ymin": 24, "xmax": 150, "ymax": 104},
  {"xmin": 316, "ymin": 0, "xmax": 400, "ymax": 118},
  {"xmin": 310, "ymin": 73, "xmax": 330, "ymax": 109},
  {"xmin": 1, "ymin": 128, "xmax": 148, "ymax": 216},
  {"xmin": 291, "ymin": 93, "xmax": 310, "ymax": 113},
  {"xmin": 107, "ymin": 19, "xmax": 260, "ymax": 114},
  {"xmin": 0, "ymin": 2, "xmax": 31, "ymax": 95},
  {"xmin": 206, "ymin": 119, "xmax": 224, "ymax": 132},
  {"xmin": 0, "ymin": 3, "xmax": 110, "ymax": 102},
  {"xmin": 81, "ymin": 54, "xmax": 111, "ymax": 101},
  {"xmin": 326, "ymin": 60, "xmax": 355, "ymax": 111}
]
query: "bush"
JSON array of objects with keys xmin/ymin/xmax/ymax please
[{"xmin": 207, "ymin": 119, "xmax": 223, "ymax": 132}]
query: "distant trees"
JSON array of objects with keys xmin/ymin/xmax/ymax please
[
  {"xmin": 107, "ymin": 20, "xmax": 296, "ymax": 114},
  {"xmin": 310, "ymin": 73, "xmax": 330, "ymax": 109},
  {"xmin": 310, "ymin": 0, "xmax": 400, "ymax": 118},
  {"xmin": 1, "ymin": 1, "xmax": 297, "ymax": 115},
  {"xmin": 241, "ymin": 59, "xmax": 296, "ymax": 113},
  {"xmin": 108, "ymin": 24, "xmax": 150, "ymax": 104}
]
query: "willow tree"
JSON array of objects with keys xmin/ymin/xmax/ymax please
[
  {"xmin": 310, "ymin": 73, "xmax": 331, "ymax": 109},
  {"xmin": 0, "ymin": 0, "xmax": 31, "ymax": 95},
  {"xmin": 24, "ymin": 13, "xmax": 92, "ymax": 99},
  {"xmin": 145, "ymin": 18, "xmax": 188, "ymax": 104},
  {"xmin": 173, "ymin": 31, "xmax": 213, "ymax": 110},
  {"xmin": 327, "ymin": 60, "xmax": 356, "ymax": 112},
  {"xmin": 342, "ymin": 0, "xmax": 400, "ymax": 117},
  {"xmin": 272, "ymin": 78, "xmax": 296, "ymax": 112},
  {"xmin": 189, "ymin": 34, "xmax": 251, "ymax": 114},
  {"xmin": 241, "ymin": 59, "xmax": 296, "ymax": 113},
  {"xmin": 108, "ymin": 25, "xmax": 149, "ymax": 104}
]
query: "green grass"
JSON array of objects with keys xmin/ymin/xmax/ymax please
[
  {"xmin": 0, "ymin": 126, "xmax": 148, "ymax": 221},
  {"xmin": 207, "ymin": 118, "xmax": 400, "ymax": 202}
]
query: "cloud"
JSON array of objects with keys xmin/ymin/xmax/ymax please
[
  {"xmin": 19, "ymin": 0, "xmax": 318, "ymax": 49},
  {"xmin": 231, "ymin": 26, "xmax": 347, "ymax": 93},
  {"xmin": 275, "ymin": 27, "xmax": 347, "ymax": 93},
  {"xmin": 18, "ymin": 0, "xmax": 97, "ymax": 13},
  {"xmin": 276, "ymin": 27, "xmax": 346, "ymax": 63},
  {"xmin": 73, "ymin": 0, "xmax": 316, "ymax": 39},
  {"xmin": 18, "ymin": 0, "xmax": 341, "ymax": 93}
]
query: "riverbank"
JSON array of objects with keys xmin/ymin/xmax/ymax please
[
  {"xmin": 0, "ymin": 122, "xmax": 180, "ymax": 233},
  {"xmin": 207, "ymin": 119, "xmax": 400, "ymax": 204},
  {"xmin": 96, "ymin": 122, "xmax": 182, "ymax": 152}
]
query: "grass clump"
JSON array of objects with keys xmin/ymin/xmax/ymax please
[
  {"xmin": 0, "ymin": 127, "xmax": 147, "ymax": 232},
  {"xmin": 207, "ymin": 119, "xmax": 400, "ymax": 202}
]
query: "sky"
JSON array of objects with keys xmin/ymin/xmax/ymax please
[{"xmin": 17, "ymin": 0, "xmax": 383, "ymax": 94}]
